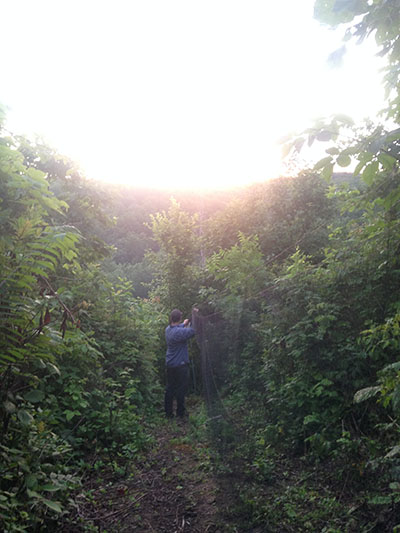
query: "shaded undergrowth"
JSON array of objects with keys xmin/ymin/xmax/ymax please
[{"xmin": 58, "ymin": 397, "xmax": 230, "ymax": 532}]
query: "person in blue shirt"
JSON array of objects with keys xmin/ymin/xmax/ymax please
[{"xmin": 164, "ymin": 308, "xmax": 196, "ymax": 419}]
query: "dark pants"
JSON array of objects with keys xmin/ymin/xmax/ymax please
[{"xmin": 165, "ymin": 364, "xmax": 189, "ymax": 417}]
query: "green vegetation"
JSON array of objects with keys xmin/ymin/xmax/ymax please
[
  {"xmin": 2, "ymin": 0, "xmax": 400, "ymax": 531},
  {"xmin": 0, "ymin": 118, "xmax": 163, "ymax": 531}
]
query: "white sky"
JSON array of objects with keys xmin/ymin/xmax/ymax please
[{"xmin": 1, "ymin": 0, "xmax": 385, "ymax": 190}]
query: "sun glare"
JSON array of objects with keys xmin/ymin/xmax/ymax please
[{"xmin": 2, "ymin": 0, "xmax": 385, "ymax": 190}]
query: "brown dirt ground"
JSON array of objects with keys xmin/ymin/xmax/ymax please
[{"xmin": 64, "ymin": 406, "xmax": 230, "ymax": 532}]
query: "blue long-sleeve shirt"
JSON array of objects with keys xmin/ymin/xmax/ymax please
[{"xmin": 165, "ymin": 323, "xmax": 195, "ymax": 367}]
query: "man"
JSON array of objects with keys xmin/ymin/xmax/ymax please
[{"xmin": 164, "ymin": 308, "xmax": 196, "ymax": 419}]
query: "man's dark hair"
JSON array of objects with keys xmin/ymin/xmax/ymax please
[{"xmin": 170, "ymin": 309, "xmax": 183, "ymax": 324}]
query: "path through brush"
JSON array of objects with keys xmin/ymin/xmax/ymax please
[{"xmin": 66, "ymin": 399, "xmax": 232, "ymax": 532}]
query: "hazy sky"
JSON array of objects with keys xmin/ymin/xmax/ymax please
[{"xmin": 1, "ymin": 0, "xmax": 385, "ymax": 190}]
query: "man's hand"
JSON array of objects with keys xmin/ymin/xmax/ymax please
[{"xmin": 183, "ymin": 319, "xmax": 190, "ymax": 327}]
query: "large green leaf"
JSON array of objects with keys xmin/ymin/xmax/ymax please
[
  {"xmin": 361, "ymin": 161, "xmax": 379, "ymax": 185},
  {"xmin": 314, "ymin": 156, "xmax": 333, "ymax": 171},
  {"xmin": 40, "ymin": 484, "xmax": 61, "ymax": 492},
  {"xmin": 42, "ymin": 499, "xmax": 62, "ymax": 513},
  {"xmin": 17, "ymin": 409, "xmax": 34, "ymax": 425},
  {"xmin": 24, "ymin": 390, "xmax": 45, "ymax": 403},
  {"xmin": 336, "ymin": 154, "xmax": 351, "ymax": 167}
]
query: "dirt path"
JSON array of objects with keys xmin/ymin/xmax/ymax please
[
  {"xmin": 68, "ymin": 403, "xmax": 227, "ymax": 532},
  {"xmin": 121, "ymin": 418, "xmax": 219, "ymax": 532}
]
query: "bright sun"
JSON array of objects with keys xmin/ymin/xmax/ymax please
[{"xmin": 2, "ymin": 0, "xmax": 385, "ymax": 190}]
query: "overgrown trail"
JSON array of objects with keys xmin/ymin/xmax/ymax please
[
  {"xmin": 67, "ymin": 400, "xmax": 230, "ymax": 532},
  {"xmin": 125, "ymin": 417, "xmax": 219, "ymax": 532}
]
